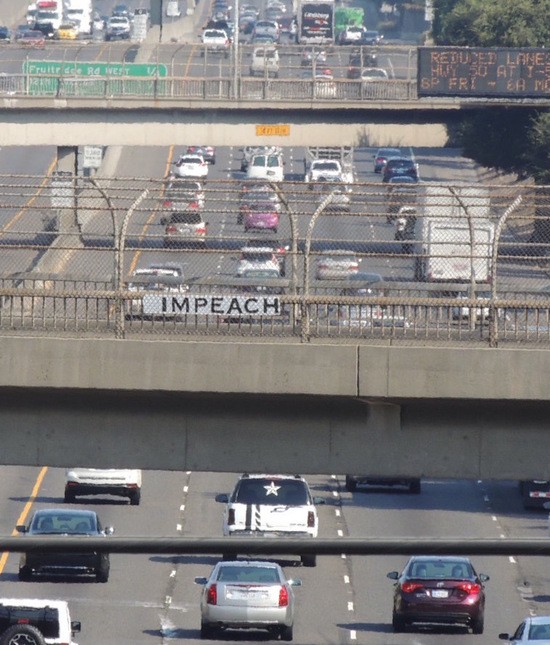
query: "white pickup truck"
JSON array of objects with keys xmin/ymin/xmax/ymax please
[
  {"xmin": 304, "ymin": 147, "xmax": 354, "ymax": 186},
  {"xmin": 201, "ymin": 28, "xmax": 230, "ymax": 56}
]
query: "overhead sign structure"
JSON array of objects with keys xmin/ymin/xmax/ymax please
[
  {"xmin": 418, "ymin": 47, "xmax": 550, "ymax": 98},
  {"xmin": 23, "ymin": 61, "xmax": 168, "ymax": 96},
  {"xmin": 143, "ymin": 294, "xmax": 281, "ymax": 317},
  {"xmin": 256, "ymin": 125, "xmax": 290, "ymax": 136}
]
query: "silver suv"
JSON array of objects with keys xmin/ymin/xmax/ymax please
[{"xmin": 216, "ymin": 474, "xmax": 325, "ymax": 567}]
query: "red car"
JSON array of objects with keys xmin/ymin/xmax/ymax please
[
  {"xmin": 387, "ymin": 556, "xmax": 489, "ymax": 634},
  {"xmin": 17, "ymin": 30, "xmax": 46, "ymax": 48},
  {"xmin": 243, "ymin": 202, "xmax": 279, "ymax": 233}
]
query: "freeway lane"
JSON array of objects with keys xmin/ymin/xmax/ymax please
[{"xmin": 1, "ymin": 468, "xmax": 550, "ymax": 643}]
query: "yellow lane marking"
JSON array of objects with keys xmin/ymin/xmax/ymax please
[
  {"xmin": 184, "ymin": 45, "xmax": 198, "ymax": 78},
  {"xmin": 127, "ymin": 145, "xmax": 175, "ymax": 277},
  {"xmin": 0, "ymin": 157, "xmax": 57, "ymax": 236},
  {"xmin": 0, "ymin": 466, "xmax": 48, "ymax": 575}
]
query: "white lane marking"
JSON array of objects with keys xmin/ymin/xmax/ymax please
[
  {"xmin": 183, "ymin": 486, "xmax": 188, "ymax": 493},
  {"xmin": 176, "ymin": 523, "xmax": 182, "ymax": 532},
  {"xmin": 332, "ymin": 490, "xmax": 339, "ymax": 497},
  {"xmin": 186, "ymin": 471, "xmax": 191, "ymax": 474},
  {"xmin": 491, "ymin": 515, "xmax": 498, "ymax": 521},
  {"xmin": 509, "ymin": 556, "xmax": 517, "ymax": 564},
  {"xmin": 331, "ymin": 474, "xmax": 336, "ymax": 479},
  {"xmin": 180, "ymin": 505, "xmax": 185, "ymax": 512},
  {"xmin": 165, "ymin": 596, "xmax": 172, "ymax": 605},
  {"xmin": 170, "ymin": 569, "xmax": 176, "ymax": 578},
  {"xmin": 500, "ymin": 533, "xmax": 506, "ymax": 538},
  {"xmin": 344, "ymin": 575, "xmax": 350, "ymax": 584},
  {"xmin": 341, "ymin": 553, "xmax": 347, "ymax": 559},
  {"xmin": 337, "ymin": 529, "xmax": 343, "ymax": 537},
  {"xmin": 347, "ymin": 601, "xmax": 354, "ymax": 611},
  {"xmin": 484, "ymin": 495, "xmax": 490, "ymax": 502},
  {"xmin": 335, "ymin": 509, "xmax": 341, "ymax": 517},
  {"xmin": 350, "ymin": 630, "xmax": 357, "ymax": 640}
]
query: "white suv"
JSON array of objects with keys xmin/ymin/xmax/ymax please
[
  {"xmin": 215, "ymin": 474, "xmax": 325, "ymax": 567},
  {"xmin": 65, "ymin": 469, "xmax": 142, "ymax": 505},
  {"xmin": 0, "ymin": 598, "xmax": 81, "ymax": 645}
]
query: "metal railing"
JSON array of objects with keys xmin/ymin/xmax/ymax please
[{"xmin": 0, "ymin": 175, "xmax": 549, "ymax": 346}]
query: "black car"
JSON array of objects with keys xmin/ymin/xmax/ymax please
[
  {"xmin": 382, "ymin": 156, "xmax": 419, "ymax": 183},
  {"xmin": 0, "ymin": 26, "xmax": 11, "ymax": 43},
  {"xmin": 33, "ymin": 21, "xmax": 55, "ymax": 38},
  {"xmin": 387, "ymin": 556, "xmax": 489, "ymax": 634},
  {"xmin": 347, "ymin": 49, "xmax": 378, "ymax": 78},
  {"xmin": 17, "ymin": 509, "xmax": 113, "ymax": 582}
]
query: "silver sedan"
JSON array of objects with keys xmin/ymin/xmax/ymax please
[
  {"xmin": 194, "ymin": 560, "xmax": 301, "ymax": 640},
  {"xmin": 500, "ymin": 615, "xmax": 550, "ymax": 643}
]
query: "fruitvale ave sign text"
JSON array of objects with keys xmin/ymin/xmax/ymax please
[{"xmin": 143, "ymin": 294, "xmax": 281, "ymax": 317}]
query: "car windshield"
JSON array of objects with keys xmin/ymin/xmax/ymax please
[
  {"xmin": 30, "ymin": 512, "xmax": 97, "ymax": 534},
  {"xmin": 181, "ymin": 157, "xmax": 201, "ymax": 164},
  {"xmin": 314, "ymin": 162, "xmax": 339, "ymax": 171},
  {"xmin": 267, "ymin": 156, "xmax": 281, "ymax": 167},
  {"xmin": 234, "ymin": 478, "xmax": 309, "ymax": 505}
]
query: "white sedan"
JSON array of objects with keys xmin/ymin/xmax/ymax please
[{"xmin": 173, "ymin": 154, "xmax": 209, "ymax": 179}]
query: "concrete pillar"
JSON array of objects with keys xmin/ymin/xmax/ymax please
[{"xmin": 55, "ymin": 146, "xmax": 79, "ymax": 233}]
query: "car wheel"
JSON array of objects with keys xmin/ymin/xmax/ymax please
[
  {"xmin": 129, "ymin": 489, "xmax": 141, "ymax": 506},
  {"xmin": 96, "ymin": 557, "xmax": 110, "ymax": 583},
  {"xmin": 200, "ymin": 622, "xmax": 215, "ymax": 639},
  {"xmin": 64, "ymin": 489, "xmax": 76, "ymax": 503},
  {"xmin": 0, "ymin": 624, "xmax": 46, "ymax": 645},
  {"xmin": 345, "ymin": 475, "xmax": 357, "ymax": 492},
  {"xmin": 18, "ymin": 566, "xmax": 32, "ymax": 582},
  {"xmin": 211, "ymin": 158, "xmax": 216, "ymax": 165},
  {"xmin": 280, "ymin": 624, "xmax": 293, "ymax": 641},
  {"xmin": 392, "ymin": 612, "xmax": 406, "ymax": 633},
  {"xmin": 301, "ymin": 554, "xmax": 316, "ymax": 567},
  {"xmin": 409, "ymin": 480, "xmax": 421, "ymax": 494},
  {"xmin": 472, "ymin": 615, "xmax": 484, "ymax": 634}
]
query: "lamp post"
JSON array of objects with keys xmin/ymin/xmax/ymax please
[{"xmin": 233, "ymin": 0, "xmax": 239, "ymax": 99}]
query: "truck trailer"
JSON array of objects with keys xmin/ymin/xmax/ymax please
[
  {"xmin": 297, "ymin": 0, "xmax": 335, "ymax": 44},
  {"xmin": 413, "ymin": 184, "xmax": 495, "ymax": 283}
]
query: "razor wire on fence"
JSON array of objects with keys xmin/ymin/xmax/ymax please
[{"xmin": 0, "ymin": 174, "xmax": 549, "ymax": 346}]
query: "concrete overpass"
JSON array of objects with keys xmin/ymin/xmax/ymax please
[{"xmin": 1, "ymin": 335, "xmax": 549, "ymax": 479}]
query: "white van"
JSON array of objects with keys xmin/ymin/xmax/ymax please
[
  {"xmin": 246, "ymin": 152, "xmax": 284, "ymax": 182},
  {"xmin": 250, "ymin": 46, "xmax": 280, "ymax": 77}
]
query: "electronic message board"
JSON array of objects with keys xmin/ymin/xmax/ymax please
[{"xmin": 418, "ymin": 47, "xmax": 550, "ymax": 98}]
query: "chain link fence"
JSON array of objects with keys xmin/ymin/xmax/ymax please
[
  {"xmin": 0, "ymin": 43, "xmax": 418, "ymax": 101},
  {"xmin": 0, "ymin": 174, "xmax": 548, "ymax": 346}
]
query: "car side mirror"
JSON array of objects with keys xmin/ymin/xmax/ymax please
[
  {"xmin": 16, "ymin": 525, "xmax": 27, "ymax": 533},
  {"xmin": 215, "ymin": 493, "xmax": 229, "ymax": 503},
  {"xmin": 498, "ymin": 634, "xmax": 511, "ymax": 641},
  {"xmin": 387, "ymin": 571, "xmax": 399, "ymax": 580},
  {"xmin": 194, "ymin": 576, "xmax": 208, "ymax": 585},
  {"xmin": 312, "ymin": 496, "xmax": 325, "ymax": 505},
  {"xmin": 479, "ymin": 573, "xmax": 490, "ymax": 582},
  {"xmin": 71, "ymin": 621, "xmax": 81, "ymax": 633},
  {"xmin": 104, "ymin": 526, "xmax": 115, "ymax": 536}
]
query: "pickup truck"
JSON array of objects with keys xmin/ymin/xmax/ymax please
[
  {"xmin": 306, "ymin": 159, "xmax": 343, "ymax": 183},
  {"xmin": 200, "ymin": 28, "xmax": 230, "ymax": 56}
]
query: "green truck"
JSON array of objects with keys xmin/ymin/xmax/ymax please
[{"xmin": 335, "ymin": 6, "xmax": 364, "ymax": 37}]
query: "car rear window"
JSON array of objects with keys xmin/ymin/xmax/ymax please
[
  {"xmin": 388, "ymin": 158, "xmax": 414, "ymax": 169},
  {"xmin": 408, "ymin": 560, "xmax": 473, "ymax": 578},
  {"xmin": 233, "ymin": 478, "xmax": 309, "ymax": 505},
  {"xmin": 171, "ymin": 212, "xmax": 202, "ymax": 224}
]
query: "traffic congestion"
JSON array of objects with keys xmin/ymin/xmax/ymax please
[{"xmin": 0, "ymin": 0, "xmax": 548, "ymax": 643}]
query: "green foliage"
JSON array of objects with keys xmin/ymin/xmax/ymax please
[
  {"xmin": 433, "ymin": 0, "xmax": 550, "ymax": 46},
  {"xmin": 435, "ymin": 0, "xmax": 550, "ymax": 181}
]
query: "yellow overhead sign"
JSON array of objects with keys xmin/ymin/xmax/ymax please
[{"xmin": 255, "ymin": 124, "xmax": 290, "ymax": 136}]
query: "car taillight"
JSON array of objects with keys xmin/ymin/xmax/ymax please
[
  {"xmin": 227, "ymin": 509, "xmax": 235, "ymax": 524},
  {"xmin": 166, "ymin": 225, "xmax": 177, "ymax": 233},
  {"xmin": 278, "ymin": 585, "xmax": 289, "ymax": 607},
  {"xmin": 307, "ymin": 510, "xmax": 315, "ymax": 527},
  {"xmin": 16, "ymin": 619, "xmax": 30, "ymax": 624},
  {"xmin": 401, "ymin": 581, "xmax": 424, "ymax": 593},
  {"xmin": 207, "ymin": 584, "xmax": 217, "ymax": 605},
  {"xmin": 163, "ymin": 200, "xmax": 172, "ymax": 207},
  {"xmin": 196, "ymin": 225, "xmax": 206, "ymax": 234},
  {"xmin": 457, "ymin": 582, "xmax": 481, "ymax": 595},
  {"xmin": 189, "ymin": 201, "xmax": 199, "ymax": 209}
]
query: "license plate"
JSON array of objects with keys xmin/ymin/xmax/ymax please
[{"xmin": 431, "ymin": 590, "xmax": 449, "ymax": 598}]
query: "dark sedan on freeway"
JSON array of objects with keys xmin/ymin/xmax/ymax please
[
  {"xmin": 387, "ymin": 555, "xmax": 489, "ymax": 634},
  {"xmin": 17, "ymin": 508, "xmax": 114, "ymax": 582}
]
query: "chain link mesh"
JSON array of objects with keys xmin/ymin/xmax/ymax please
[{"xmin": 0, "ymin": 174, "xmax": 548, "ymax": 345}]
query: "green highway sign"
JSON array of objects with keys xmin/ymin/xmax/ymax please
[{"xmin": 23, "ymin": 60, "xmax": 168, "ymax": 97}]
